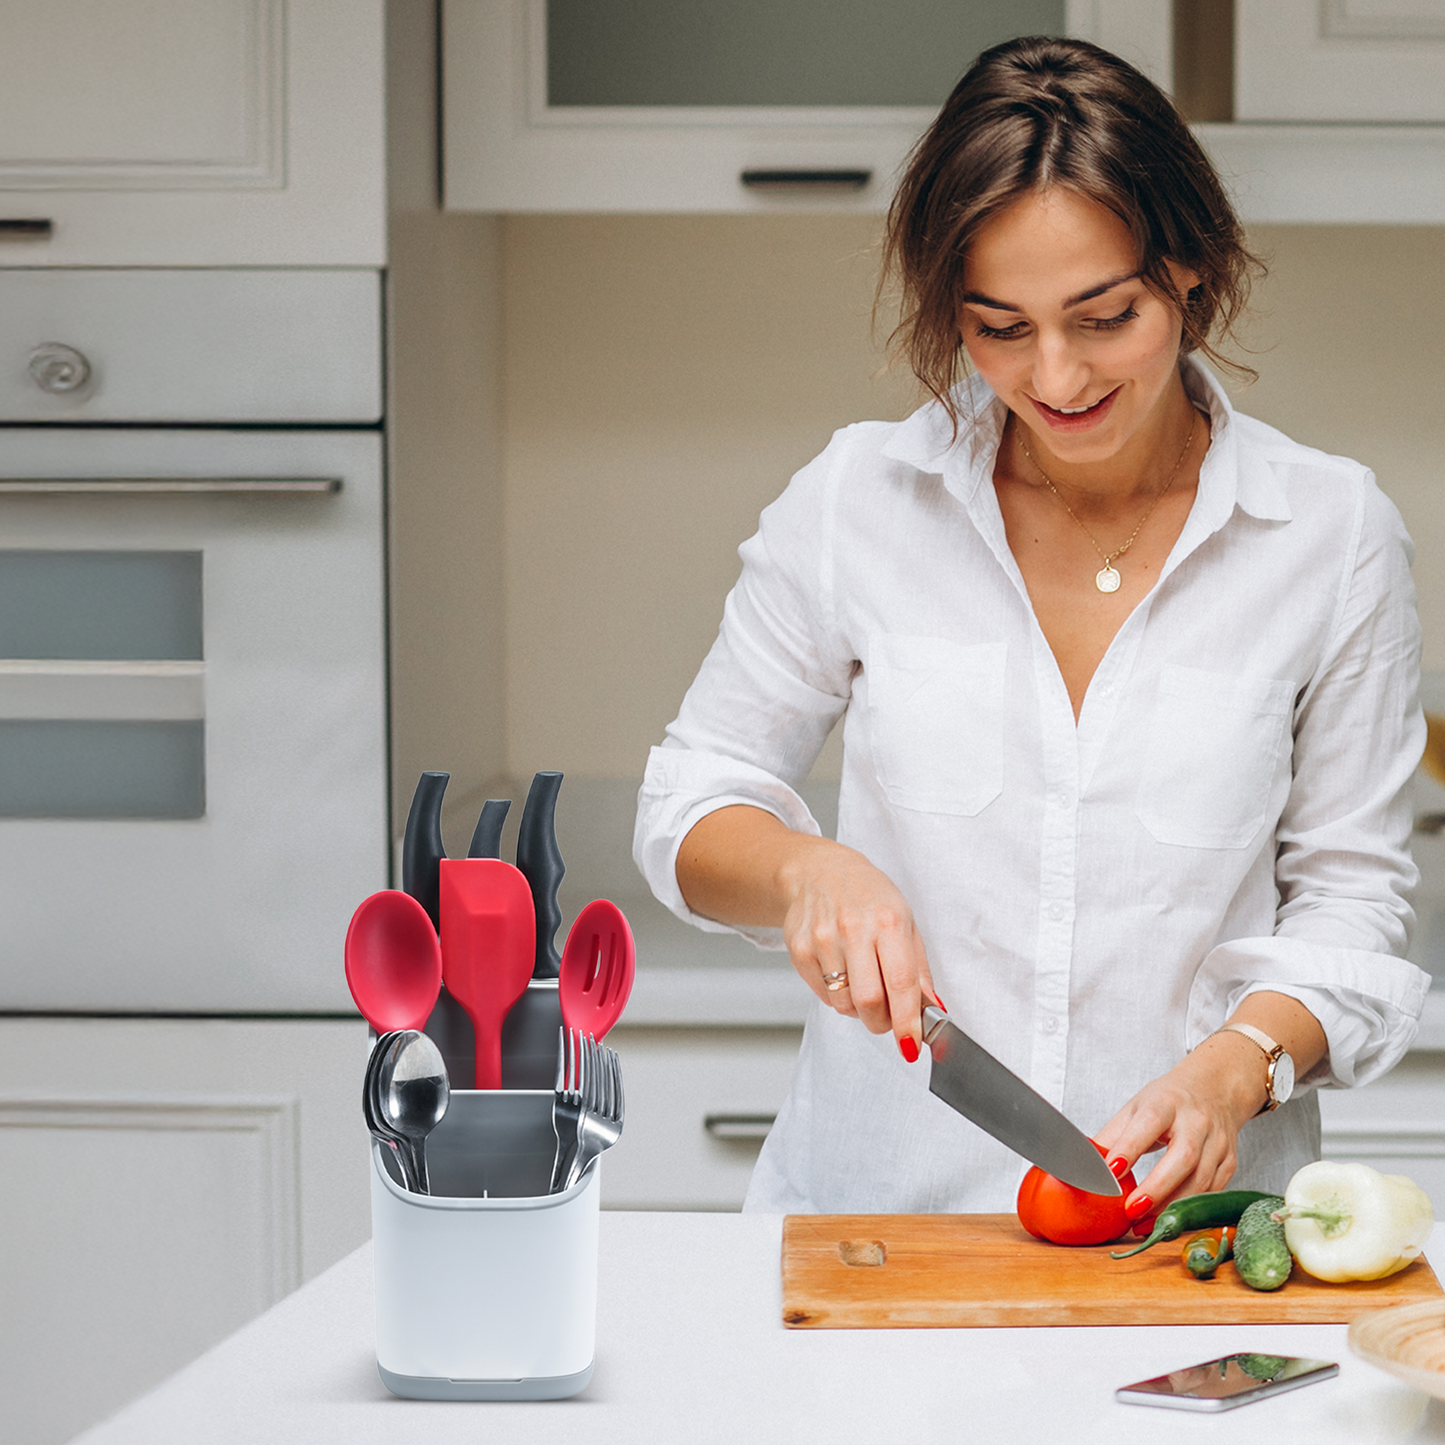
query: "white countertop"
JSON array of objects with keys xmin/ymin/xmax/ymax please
[{"xmin": 74, "ymin": 1214, "xmax": 1445, "ymax": 1444}]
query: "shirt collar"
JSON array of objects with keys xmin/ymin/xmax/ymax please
[{"xmin": 879, "ymin": 356, "xmax": 1293, "ymax": 526}]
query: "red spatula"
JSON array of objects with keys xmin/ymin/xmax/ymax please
[
  {"xmin": 344, "ymin": 890, "xmax": 443, "ymax": 1033},
  {"xmin": 438, "ymin": 858, "xmax": 536, "ymax": 1088},
  {"xmin": 558, "ymin": 898, "xmax": 635, "ymax": 1040}
]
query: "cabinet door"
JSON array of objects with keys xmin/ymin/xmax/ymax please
[
  {"xmin": 1237, "ymin": 0, "xmax": 1445, "ymax": 121},
  {"xmin": 0, "ymin": 1017, "xmax": 371, "ymax": 1445},
  {"xmin": 602, "ymin": 1027, "xmax": 803, "ymax": 1208},
  {"xmin": 443, "ymin": 0, "xmax": 1173, "ymax": 212},
  {"xmin": 0, "ymin": 0, "xmax": 384, "ymax": 265}
]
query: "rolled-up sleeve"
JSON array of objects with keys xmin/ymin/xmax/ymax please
[
  {"xmin": 633, "ymin": 435, "xmax": 859, "ymax": 949},
  {"xmin": 1187, "ymin": 475, "xmax": 1430, "ymax": 1087}
]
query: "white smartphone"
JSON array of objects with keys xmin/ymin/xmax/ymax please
[{"xmin": 1116, "ymin": 1353, "xmax": 1338, "ymax": 1412}]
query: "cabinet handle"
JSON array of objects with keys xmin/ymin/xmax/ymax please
[
  {"xmin": 704, "ymin": 1112, "xmax": 776, "ymax": 1141},
  {"xmin": 740, "ymin": 169, "xmax": 871, "ymax": 191},
  {"xmin": 0, "ymin": 478, "xmax": 343, "ymax": 495},
  {"xmin": 0, "ymin": 218, "xmax": 53, "ymax": 239}
]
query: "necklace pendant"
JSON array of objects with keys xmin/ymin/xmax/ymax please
[{"xmin": 1095, "ymin": 565, "xmax": 1121, "ymax": 594}]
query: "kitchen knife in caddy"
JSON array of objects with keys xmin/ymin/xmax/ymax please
[
  {"xmin": 439, "ymin": 857, "xmax": 536, "ymax": 1088},
  {"xmin": 404, "ymin": 771, "xmax": 473, "ymax": 1084},
  {"xmin": 501, "ymin": 771, "xmax": 567, "ymax": 1088},
  {"xmin": 922, "ymin": 1004, "xmax": 1122, "ymax": 1197}
]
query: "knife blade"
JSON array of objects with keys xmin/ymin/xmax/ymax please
[{"xmin": 922, "ymin": 1005, "xmax": 1121, "ymax": 1197}]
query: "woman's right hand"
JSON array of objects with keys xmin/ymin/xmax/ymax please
[
  {"xmin": 776, "ymin": 836, "xmax": 937, "ymax": 1055},
  {"xmin": 675, "ymin": 804, "xmax": 936, "ymax": 1059}
]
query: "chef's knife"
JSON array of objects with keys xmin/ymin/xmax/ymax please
[
  {"xmin": 401, "ymin": 771, "xmax": 449, "ymax": 930},
  {"xmin": 501, "ymin": 771, "xmax": 566, "ymax": 1087},
  {"xmin": 516, "ymin": 770, "xmax": 564, "ymax": 978},
  {"xmin": 922, "ymin": 1004, "xmax": 1122, "ymax": 1196},
  {"xmin": 402, "ymin": 771, "xmax": 473, "ymax": 1086}
]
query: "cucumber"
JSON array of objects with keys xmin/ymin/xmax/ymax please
[{"xmin": 1233, "ymin": 1196, "xmax": 1290, "ymax": 1291}]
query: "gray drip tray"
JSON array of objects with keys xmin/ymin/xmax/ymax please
[{"xmin": 379, "ymin": 1090, "xmax": 556, "ymax": 1200}]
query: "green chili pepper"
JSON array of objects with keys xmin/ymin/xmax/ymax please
[{"xmin": 1110, "ymin": 1189, "xmax": 1275, "ymax": 1259}]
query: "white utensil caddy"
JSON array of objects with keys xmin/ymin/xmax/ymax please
[{"xmin": 370, "ymin": 1090, "xmax": 599, "ymax": 1400}]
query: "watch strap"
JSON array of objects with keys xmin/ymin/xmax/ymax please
[
  {"xmin": 1208, "ymin": 1023, "xmax": 1288, "ymax": 1114},
  {"xmin": 1216, "ymin": 1022, "xmax": 1280, "ymax": 1060}
]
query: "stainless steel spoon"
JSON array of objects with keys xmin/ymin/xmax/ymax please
[
  {"xmin": 375, "ymin": 1029, "xmax": 450, "ymax": 1194},
  {"xmin": 363, "ymin": 1031, "xmax": 411, "ymax": 1187}
]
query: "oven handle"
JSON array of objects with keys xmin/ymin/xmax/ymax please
[{"xmin": 0, "ymin": 477, "xmax": 342, "ymax": 494}]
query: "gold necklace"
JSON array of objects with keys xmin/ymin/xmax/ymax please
[{"xmin": 1017, "ymin": 412, "xmax": 1198, "ymax": 594}]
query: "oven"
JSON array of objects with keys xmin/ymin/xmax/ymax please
[{"xmin": 0, "ymin": 268, "xmax": 387, "ymax": 1012}]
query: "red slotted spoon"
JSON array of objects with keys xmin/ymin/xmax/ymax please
[
  {"xmin": 558, "ymin": 899, "xmax": 635, "ymax": 1041},
  {"xmin": 344, "ymin": 890, "xmax": 443, "ymax": 1033},
  {"xmin": 438, "ymin": 858, "xmax": 536, "ymax": 1088}
]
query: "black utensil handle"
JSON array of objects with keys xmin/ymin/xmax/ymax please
[
  {"xmin": 467, "ymin": 798, "xmax": 512, "ymax": 860},
  {"xmin": 401, "ymin": 771, "xmax": 449, "ymax": 930},
  {"xmin": 516, "ymin": 770, "xmax": 564, "ymax": 979}
]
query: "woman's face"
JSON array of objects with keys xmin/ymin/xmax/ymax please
[{"xmin": 958, "ymin": 187, "xmax": 1197, "ymax": 469}]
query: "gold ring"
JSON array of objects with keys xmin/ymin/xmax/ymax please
[{"xmin": 823, "ymin": 970, "xmax": 849, "ymax": 992}]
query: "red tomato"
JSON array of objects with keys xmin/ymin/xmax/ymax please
[{"xmin": 1016, "ymin": 1140, "xmax": 1137, "ymax": 1246}]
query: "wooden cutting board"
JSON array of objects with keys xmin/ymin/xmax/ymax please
[{"xmin": 781, "ymin": 1213, "xmax": 1443, "ymax": 1328}]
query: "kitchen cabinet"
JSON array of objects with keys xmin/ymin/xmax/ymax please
[
  {"xmin": 1237, "ymin": 0, "xmax": 1445, "ymax": 122},
  {"xmin": 441, "ymin": 0, "xmax": 1173, "ymax": 212},
  {"xmin": 602, "ymin": 1026, "xmax": 802, "ymax": 1209},
  {"xmin": 0, "ymin": 0, "xmax": 385, "ymax": 266},
  {"xmin": 0, "ymin": 1016, "xmax": 372, "ymax": 1445}
]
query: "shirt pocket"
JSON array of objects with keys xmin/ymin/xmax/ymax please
[
  {"xmin": 868, "ymin": 635, "xmax": 1006, "ymax": 817},
  {"xmin": 1135, "ymin": 665, "xmax": 1294, "ymax": 849}
]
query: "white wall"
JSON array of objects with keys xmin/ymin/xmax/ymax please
[{"xmin": 389, "ymin": 216, "xmax": 1445, "ymax": 844}]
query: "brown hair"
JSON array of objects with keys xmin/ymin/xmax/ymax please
[{"xmin": 881, "ymin": 36, "xmax": 1262, "ymax": 427}]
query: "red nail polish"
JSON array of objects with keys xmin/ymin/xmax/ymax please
[
  {"xmin": 1125, "ymin": 1193, "xmax": 1154, "ymax": 1221},
  {"xmin": 898, "ymin": 1035, "xmax": 920, "ymax": 1063},
  {"xmin": 1108, "ymin": 1156, "xmax": 1130, "ymax": 1179},
  {"xmin": 928, "ymin": 992, "xmax": 947, "ymax": 1012}
]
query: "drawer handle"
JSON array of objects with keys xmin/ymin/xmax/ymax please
[
  {"xmin": 740, "ymin": 169, "xmax": 871, "ymax": 191},
  {"xmin": 0, "ymin": 477, "xmax": 343, "ymax": 495},
  {"xmin": 0, "ymin": 218, "xmax": 53, "ymax": 239},
  {"xmin": 704, "ymin": 1112, "xmax": 776, "ymax": 1141}
]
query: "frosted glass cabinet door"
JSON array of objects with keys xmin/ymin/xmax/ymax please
[
  {"xmin": 0, "ymin": 0, "xmax": 384, "ymax": 265},
  {"xmin": 443, "ymin": 0, "xmax": 1174, "ymax": 211},
  {"xmin": 1237, "ymin": 0, "xmax": 1445, "ymax": 121}
]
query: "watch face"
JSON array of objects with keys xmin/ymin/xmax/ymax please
[{"xmin": 1272, "ymin": 1051, "xmax": 1295, "ymax": 1105}]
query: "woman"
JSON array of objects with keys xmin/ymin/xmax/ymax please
[{"xmin": 633, "ymin": 37, "xmax": 1429, "ymax": 1219}]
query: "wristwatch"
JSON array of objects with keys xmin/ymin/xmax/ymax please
[{"xmin": 1211, "ymin": 1023, "xmax": 1295, "ymax": 1115}]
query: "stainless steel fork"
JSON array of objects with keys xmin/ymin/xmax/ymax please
[
  {"xmin": 563, "ymin": 1034, "xmax": 624, "ymax": 1192},
  {"xmin": 550, "ymin": 1026, "xmax": 584, "ymax": 1193}
]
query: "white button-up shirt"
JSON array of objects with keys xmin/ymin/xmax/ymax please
[{"xmin": 634, "ymin": 361, "xmax": 1430, "ymax": 1214}]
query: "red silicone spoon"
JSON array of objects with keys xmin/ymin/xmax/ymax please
[
  {"xmin": 344, "ymin": 890, "xmax": 443, "ymax": 1033},
  {"xmin": 438, "ymin": 858, "xmax": 536, "ymax": 1088},
  {"xmin": 558, "ymin": 899, "xmax": 635, "ymax": 1041}
]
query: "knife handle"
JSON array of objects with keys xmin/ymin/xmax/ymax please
[
  {"xmin": 516, "ymin": 770, "xmax": 564, "ymax": 979},
  {"xmin": 467, "ymin": 798, "xmax": 511, "ymax": 860},
  {"xmin": 401, "ymin": 771, "xmax": 449, "ymax": 931}
]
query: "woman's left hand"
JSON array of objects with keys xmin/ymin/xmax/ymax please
[
  {"xmin": 1092, "ymin": 1030, "xmax": 1272, "ymax": 1222},
  {"xmin": 1094, "ymin": 994, "xmax": 1328, "ymax": 1223}
]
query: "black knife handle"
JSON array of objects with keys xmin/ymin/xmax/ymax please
[
  {"xmin": 401, "ymin": 771, "xmax": 449, "ymax": 930},
  {"xmin": 516, "ymin": 770, "xmax": 564, "ymax": 979},
  {"xmin": 467, "ymin": 798, "xmax": 512, "ymax": 860}
]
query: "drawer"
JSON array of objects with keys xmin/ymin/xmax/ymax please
[
  {"xmin": 0, "ymin": 269, "xmax": 381, "ymax": 424},
  {"xmin": 601, "ymin": 1027, "xmax": 802, "ymax": 1210}
]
